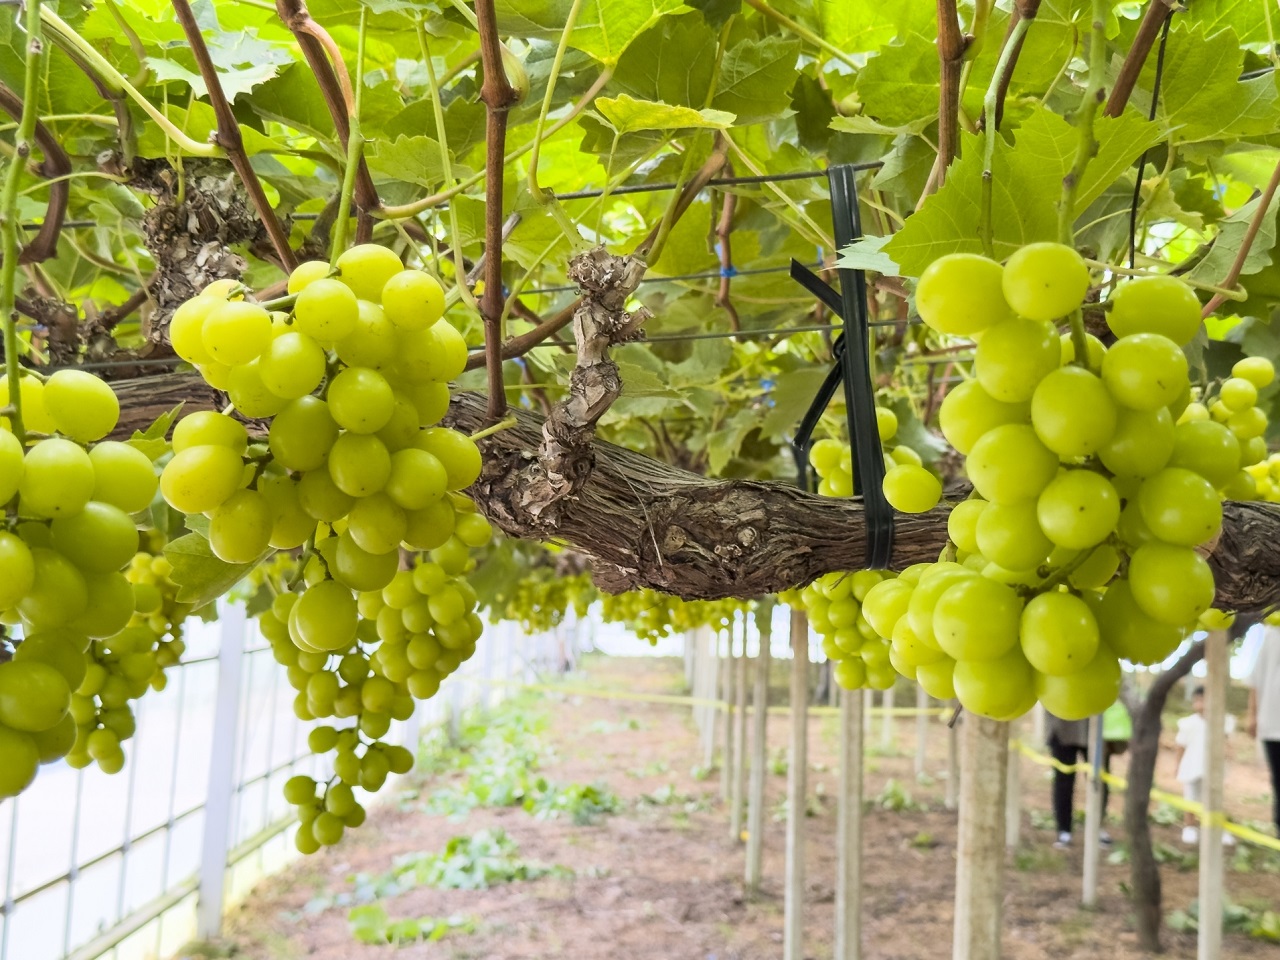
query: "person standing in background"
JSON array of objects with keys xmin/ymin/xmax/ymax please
[
  {"xmin": 1247, "ymin": 625, "xmax": 1280, "ymax": 836},
  {"xmin": 1046, "ymin": 712, "xmax": 1115, "ymax": 848}
]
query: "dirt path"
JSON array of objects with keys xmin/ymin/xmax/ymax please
[{"xmin": 220, "ymin": 655, "xmax": 1279, "ymax": 960}]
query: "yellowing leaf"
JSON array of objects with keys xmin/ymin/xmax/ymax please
[{"xmin": 595, "ymin": 95, "xmax": 735, "ymax": 133}]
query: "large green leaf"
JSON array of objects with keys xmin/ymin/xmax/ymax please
[
  {"xmin": 854, "ymin": 40, "xmax": 938, "ymax": 129},
  {"xmin": 495, "ymin": 0, "xmax": 687, "ymax": 66},
  {"xmin": 365, "ymin": 135, "xmax": 449, "ymax": 189},
  {"xmin": 883, "ymin": 107, "xmax": 1162, "ymax": 276},
  {"xmin": 712, "ymin": 36, "xmax": 802, "ymax": 125},
  {"xmin": 1149, "ymin": 24, "xmax": 1280, "ymax": 143},
  {"xmin": 611, "ymin": 14, "xmax": 718, "ymax": 107},
  {"xmin": 164, "ymin": 533, "xmax": 272, "ymax": 608},
  {"xmin": 596, "ymin": 95, "xmax": 734, "ymax": 133}
]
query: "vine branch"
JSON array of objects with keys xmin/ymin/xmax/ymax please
[
  {"xmin": 0, "ymin": 0, "xmax": 45, "ymax": 443},
  {"xmin": 932, "ymin": 0, "xmax": 967, "ymax": 193},
  {"xmin": 475, "ymin": 0, "xmax": 521, "ymax": 419},
  {"xmin": 977, "ymin": 0, "xmax": 1041, "ymax": 132},
  {"xmin": 1201, "ymin": 156, "xmax": 1280, "ymax": 318},
  {"xmin": 171, "ymin": 0, "xmax": 297, "ymax": 271},
  {"xmin": 276, "ymin": 0, "xmax": 380, "ymax": 241},
  {"xmin": 1104, "ymin": 0, "xmax": 1174, "ymax": 118},
  {"xmin": 978, "ymin": 15, "xmax": 1033, "ymax": 255},
  {"xmin": 0, "ymin": 82, "xmax": 69, "ymax": 265}
]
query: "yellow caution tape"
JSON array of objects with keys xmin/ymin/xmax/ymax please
[{"xmin": 1011, "ymin": 739, "xmax": 1280, "ymax": 853}]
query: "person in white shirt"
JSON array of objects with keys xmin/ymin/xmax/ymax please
[
  {"xmin": 1174, "ymin": 686, "xmax": 1207, "ymax": 844},
  {"xmin": 1247, "ymin": 625, "xmax": 1280, "ymax": 836}
]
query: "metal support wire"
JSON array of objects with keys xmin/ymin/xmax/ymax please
[{"xmin": 788, "ymin": 164, "xmax": 894, "ymax": 569}]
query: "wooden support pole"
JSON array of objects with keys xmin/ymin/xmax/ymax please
[
  {"xmin": 720, "ymin": 627, "xmax": 736, "ymax": 803},
  {"xmin": 953, "ymin": 716, "xmax": 1008, "ymax": 960},
  {"xmin": 1033, "ymin": 702, "xmax": 1046, "ymax": 744},
  {"xmin": 784, "ymin": 608, "xmax": 809, "ymax": 960},
  {"xmin": 1082, "ymin": 713, "xmax": 1103, "ymax": 907},
  {"xmin": 731, "ymin": 613, "xmax": 750, "ymax": 843},
  {"xmin": 684, "ymin": 629, "xmax": 695, "ymax": 689},
  {"xmin": 945, "ymin": 711, "xmax": 959, "ymax": 812},
  {"xmin": 835, "ymin": 687, "xmax": 863, "ymax": 960},
  {"xmin": 1198, "ymin": 629, "xmax": 1228, "ymax": 960},
  {"xmin": 880, "ymin": 684, "xmax": 895, "ymax": 752},
  {"xmin": 745, "ymin": 605, "xmax": 773, "ymax": 893},
  {"xmin": 915, "ymin": 685, "xmax": 929, "ymax": 777},
  {"xmin": 1006, "ymin": 717, "xmax": 1021, "ymax": 850},
  {"xmin": 704, "ymin": 628, "xmax": 719, "ymax": 769}
]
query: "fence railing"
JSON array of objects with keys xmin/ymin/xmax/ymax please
[{"xmin": 0, "ymin": 609, "xmax": 551, "ymax": 960}]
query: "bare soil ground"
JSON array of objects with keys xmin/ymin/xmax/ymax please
[{"xmin": 217, "ymin": 654, "xmax": 1279, "ymax": 960}]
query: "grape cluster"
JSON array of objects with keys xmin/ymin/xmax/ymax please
[
  {"xmin": 878, "ymin": 243, "xmax": 1242, "ymax": 721},
  {"xmin": 161, "ymin": 244, "xmax": 493, "ymax": 850},
  {"xmin": 784, "ymin": 571, "xmax": 898, "ymax": 691},
  {"xmin": 599, "ymin": 591, "xmax": 743, "ymax": 646},
  {"xmin": 491, "ymin": 572, "xmax": 597, "ymax": 634},
  {"xmin": 257, "ymin": 541, "xmax": 486, "ymax": 852},
  {"xmin": 65, "ymin": 543, "xmax": 191, "ymax": 773},
  {"xmin": 0, "ymin": 369, "xmax": 162, "ymax": 796},
  {"xmin": 807, "ymin": 406, "xmax": 943, "ymax": 514}
]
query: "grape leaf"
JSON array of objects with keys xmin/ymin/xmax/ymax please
[
  {"xmin": 1189, "ymin": 188, "xmax": 1280, "ymax": 287},
  {"xmin": 760, "ymin": 367, "xmax": 831, "ymax": 438},
  {"xmin": 364, "ymin": 135, "xmax": 449, "ymax": 189},
  {"xmin": 127, "ymin": 404, "xmax": 183, "ymax": 461},
  {"xmin": 612, "ymin": 14, "xmax": 718, "ymax": 107},
  {"xmin": 596, "ymin": 95, "xmax": 735, "ymax": 133},
  {"xmin": 712, "ymin": 36, "xmax": 802, "ymax": 125},
  {"xmin": 495, "ymin": 0, "xmax": 687, "ymax": 66},
  {"xmin": 883, "ymin": 107, "xmax": 1162, "ymax": 276},
  {"xmin": 1150, "ymin": 24, "xmax": 1280, "ymax": 143},
  {"xmin": 855, "ymin": 40, "xmax": 938, "ymax": 129},
  {"xmin": 164, "ymin": 532, "xmax": 272, "ymax": 608},
  {"xmin": 837, "ymin": 235, "xmax": 898, "ymax": 273}
]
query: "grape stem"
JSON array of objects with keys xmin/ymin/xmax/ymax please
[
  {"xmin": 977, "ymin": 15, "xmax": 1032, "ymax": 256},
  {"xmin": 329, "ymin": 8, "xmax": 368, "ymax": 262},
  {"xmin": 1028, "ymin": 543, "xmax": 1102, "ymax": 595},
  {"xmin": 1057, "ymin": 0, "xmax": 1109, "ymax": 243},
  {"xmin": 469, "ymin": 417, "xmax": 517, "ymax": 441},
  {"xmin": 0, "ymin": 0, "xmax": 45, "ymax": 445}
]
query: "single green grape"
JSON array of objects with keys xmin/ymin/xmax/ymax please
[
  {"xmin": 209, "ymin": 489, "xmax": 274, "ymax": 563},
  {"xmin": 915, "ymin": 253, "xmax": 1011, "ymax": 336},
  {"xmin": 172, "ymin": 412, "xmax": 248, "ymax": 455},
  {"xmin": 291, "ymin": 580, "xmax": 358, "ymax": 652},
  {"xmin": 90, "ymin": 442, "xmax": 160, "ymax": 514},
  {"xmin": 1232, "ymin": 356, "xmax": 1275, "ymax": 389},
  {"xmin": 380, "ymin": 269, "xmax": 445, "ymax": 330},
  {"xmin": 0, "ymin": 727, "xmax": 39, "ymax": 798},
  {"xmin": 335, "ymin": 244, "xmax": 403, "ymax": 302},
  {"xmin": 288, "ymin": 261, "xmax": 331, "ymax": 295},
  {"xmin": 953, "ymin": 647, "xmax": 1035, "ymax": 721},
  {"xmin": 336, "ymin": 300, "xmax": 397, "ymax": 368},
  {"xmin": 1001, "ymin": 242, "xmax": 1089, "ymax": 322},
  {"xmin": 415, "ymin": 429, "xmax": 482, "ymax": 490},
  {"xmin": 1137, "ymin": 467, "xmax": 1222, "ymax": 546},
  {"xmin": 202, "ymin": 300, "xmax": 272, "ymax": 366},
  {"xmin": 42, "ymin": 370, "xmax": 120, "ymax": 442},
  {"xmin": 1036, "ymin": 470, "xmax": 1120, "ymax": 549},
  {"xmin": 259, "ymin": 331, "xmax": 327, "ymax": 400},
  {"xmin": 269, "ymin": 396, "xmax": 339, "ymax": 473},
  {"xmin": 1030, "ymin": 367, "xmax": 1116, "ymax": 458},
  {"xmin": 294, "ymin": 278, "xmax": 359, "ymax": 342},
  {"xmin": 1106, "ymin": 275, "xmax": 1201, "ymax": 346},
  {"xmin": 1097, "ymin": 407, "xmax": 1174, "ymax": 478},
  {"xmin": 1034, "ymin": 643, "xmax": 1122, "ymax": 720},
  {"xmin": 1100, "ymin": 333, "xmax": 1188, "ymax": 411},
  {"xmin": 932, "ymin": 576, "xmax": 1022, "ymax": 661},
  {"xmin": 327, "ymin": 367, "xmax": 395, "ymax": 434},
  {"xmin": 327, "ymin": 433, "xmax": 392, "ymax": 497},
  {"xmin": 0, "ymin": 660, "xmax": 71, "ymax": 732},
  {"xmin": 975, "ymin": 499, "xmax": 1053, "ymax": 572},
  {"xmin": 1168, "ymin": 420, "xmax": 1241, "ymax": 489},
  {"xmin": 975, "ymin": 316, "xmax": 1061, "ymax": 403},
  {"xmin": 0, "ymin": 532, "xmax": 35, "ymax": 610},
  {"xmin": 966, "ymin": 424, "xmax": 1058, "ymax": 504},
  {"xmin": 882, "ymin": 464, "xmax": 941, "ymax": 514},
  {"xmin": 346, "ymin": 493, "xmax": 407, "ymax": 555},
  {"xmin": 20, "ymin": 438, "xmax": 97, "ymax": 518},
  {"xmin": 1019, "ymin": 591, "xmax": 1099, "ymax": 676},
  {"xmin": 226, "ymin": 359, "xmax": 288, "ymax": 418},
  {"xmin": 168, "ymin": 296, "xmax": 218, "ymax": 364},
  {"xmin": 1127, "ymin": 543, "xmax": 1215, "ymax": 626},
  {"xmin": 160, "ymin": 444, "xmax": 244, "ymax": 514},
  {"xmin": 50, "ymin": 501, "xmax": 140, "ymax": 573}
]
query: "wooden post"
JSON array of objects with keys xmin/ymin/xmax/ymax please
[
  {"xmin": 731, "ymin": 613, "xmax": 750, "ymax": 843},
  {"xmin": 1033, "ymin": 702, "xmax": 1046, "ymax": 744},
  {"xmin": 784, "ymin": 609, "xmax": 809, "ymax": 960},
  {"xmin": 836, "ymin": 687, "xmax": 863, "ymax": 960},
  {"xmin": 880, "ymin": 684, "xmax": 895, "ymax": 752},
  {"xmin": 703, "ymin": 628, "xmax": 718, "ymax": 770},
  {"xmin": 1006, "ymin": 717, "xmax": 1021, "ymax": 850},
  {"xmin": 684, "ymin": 629, "xmax": 695, "ymax": 689},
  {"xmin": 720, "ymin": 626, "xmax": 736, "ymax": 803},
  {"xmin": 953, "ymin": 717, "xmax": 1008, "ymax": 960},
  {"xmin": 745, "ymin": 603, "xmax": 773, "ymax": 893},
  {"xmin": 1082, "ymin": 714, "xmax": 1103, "ymax": 907},
  {"xmin": 945, "ymin": 711, "xmax": 959, "ymax": 811},
  {"xmin": 915, "ymin": 685, "xmax": 929, "ymax": 777},
  {"xmin": 1198, "ymin": 629, "xmax": 1228, "ymax": 960}
]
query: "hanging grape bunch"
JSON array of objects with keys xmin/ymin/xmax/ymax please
[
  {"xmin": 0, "ymin": 368, "xmax": 162, "ymax": 796},
  {"xmin": 66, "ymin": 538, "xmax": 192, "ymax": 774},
  {"xmin": 161, "ymin": 245, "xmax": 494, "ymax": 850},
  {"xmin": 793, "ymin": 405, "xmax": 936, "ymax": 690},
  {"xmin": 861, "ymin": 243, "xmax": 1261, "ymax": 721}
]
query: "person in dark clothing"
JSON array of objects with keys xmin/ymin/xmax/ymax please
[{"xmin": 1046, "ymin": 711, "xmax": 1115, "ymax": 848}]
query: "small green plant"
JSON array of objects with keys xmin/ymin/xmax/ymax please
[
  {"xmin": 347, "ymin": 904, "xmax": 477, "ymax": 945},
  {"xmin": 1014, "ymin": 846, "xmax": 1067, "ymax": 874},
  {"xmin": 524, "ymin": 781, "xmax": 620, "ymax": 825},
  {"xmin": 910, "ymin": 831, "xmax": 937, "ymax": 849},
  {"xmin": 769, "ymin": 748, "xmax": 789, "ymax": 777},
  {"xmin": 388, "ymin": 829, "xmax": 570, "ymax": 891},
  {"xmin": 1168, "ymin": 899, "xmax": 1280, "ymax": 941},
  {"xmin": 1231, "ymin": 844, "xmax": 1280, "ymax": 875},
  {"xmin": 1150, "ymin": 802, "xmax": 1182, "ymax": 827},
  {"xmin": 587, "ymin": 718, "xmax": 643, "ymax": 734},
  {"xmin": 870, "ymin": 779, "xmax": 926, "ymax": 813}
]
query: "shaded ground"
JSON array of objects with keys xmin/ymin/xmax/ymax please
[{"xmin": 218, "ymin": 654, "xmax": 1279, "ymax": 960}]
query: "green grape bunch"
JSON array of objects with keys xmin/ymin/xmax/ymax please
[
  {"xmin": 492, "ymin": 572, "xmax": 598, "ymax": 634},
  {"xmin": 783, "ymin": 571, "xmax": 901, "ymax": 692},
  {"xmin": 0, "ymin": 366, "xmax": 163, "ymax": 798},
  {"xmin": 65, "ymin": 540, "xmax": 193, "ymax": 774},
  {"xmin": 863, "ymin": 242, "xmax": 1265, "ymax": 722},
  {"xmin": 257, "ymin": 544, "xmax": 485, "ymax": 853},
  {"xmin": 599, "ymin": 590, "xmax": 745, "ymax": 645}
]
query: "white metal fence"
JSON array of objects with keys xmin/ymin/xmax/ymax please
[{"xmin": 0, "ymin": 609, "xmax": 551, "ymax": 960}]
